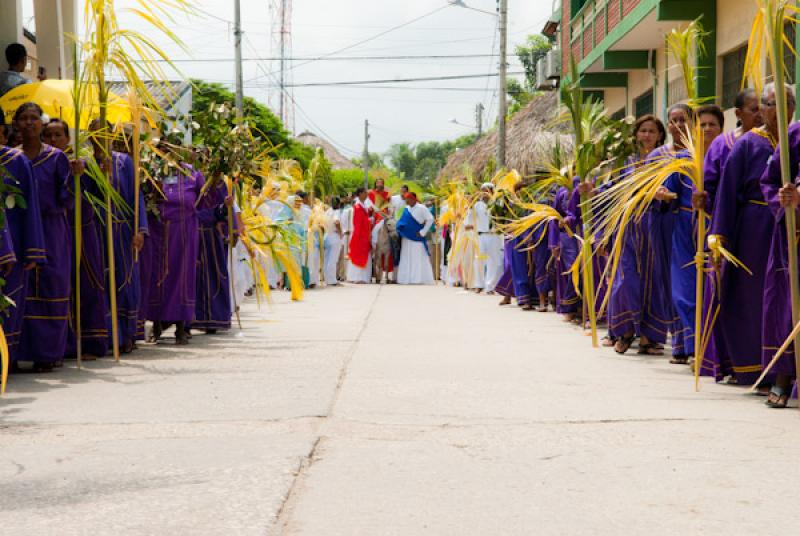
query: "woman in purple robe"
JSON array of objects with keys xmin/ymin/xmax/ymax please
[
  {"xmin": 602, "ymin": 115, "xmax": 666, "ymax": 354},
  {"xmin": 0, "ymin": 119, "xmax": 45, "ymax": 367},
  {"xmin": 656, "ymin": 105, "xmax": 723, "ymax": 365},
  {"xmin": 495, "ymin": 238, "xmax": 516, "ymax": 305},
  {"xmin": 43, "ymin": 119, "xmax": 110, "ymax": 360},
  {"xmin": 145, "ymin": 161, "xmax": 203, "ymax": 345},
  {"xmin": 700, "ymin": 90, "xmax": 763, "ymax": 381},
  {"xmin": 646, "ymin": 104, "xmax": 693, "ymax": 362},
  {"xmin": 194, "ymin": 179, "xmax": 234, "ymax": 333},
  {"xmin": 759, "ymin": 85, "xmax": 800, "ymax": 408},
  {"xmin": 15, "ymin": 103, "xmax": 73, "ymax": 371},
  {"xmin": 707, "ymin": 96, "xmax": 779, "ymax": 389}
]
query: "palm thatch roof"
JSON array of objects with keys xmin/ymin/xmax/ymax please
[
  {"xmin": 295, "ymin": 131, "xmax": 357, "ymax": 170},
  {"xmin": 438, "ymin": 91, "xmax": 572, "ymax": 182}
]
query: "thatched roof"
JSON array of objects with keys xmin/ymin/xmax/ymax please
[
  {"xmin": 295, "ymin": 131, "xmax": 357, "ymax": 170},
  {"xmin": 438, "ymin": 91, "xmax": 572, "ymax": 181}
]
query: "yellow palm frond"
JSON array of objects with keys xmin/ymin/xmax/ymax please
[{"xmin": 665, "ymin": 18, "xmax": 709, "ymax": 107}]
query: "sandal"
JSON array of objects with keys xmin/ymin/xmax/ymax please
[
  {"xmin": 766, "ymin": 385, "xmax": 792, "ymax": 408},
  {"xmin": 521, "ymin": 304, "xmax": 534, "ymax": 311},
  {"xmin": 499, "ymin": 296, "xmax": 512, "ymax": 306},
  {"xmin": 614, "ymin": 335, "xmax": 635, "ymax": 355},
  {"xmin": 670, "ymin": 355, "xmax": 689, "ymax": 365},
  {"xmin": 638, "ymin": 343, "xmax": 664, "ymax": 355}
]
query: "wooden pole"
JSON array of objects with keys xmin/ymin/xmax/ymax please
[
  {"xmin": 130, "ymin": 90, "xmax": 141, "ymax": 263},
  {"xmin": 72, "ymin": 45, "xmax": 82, "ymax": 369}
]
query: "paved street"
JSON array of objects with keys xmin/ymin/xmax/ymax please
[{"xmin": 2, "ymin": 284, "xmax": 800, "ymax": 535}]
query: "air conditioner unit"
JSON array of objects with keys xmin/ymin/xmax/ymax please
[
  {"xmin": 536, "ymin": 58, "xmax": 550, "ymax": 90},
  {"xmin": 546, "ymin": 49, "xmax": 562, "ymax": 80}
]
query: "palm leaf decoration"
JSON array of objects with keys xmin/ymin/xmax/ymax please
[
  {"xmin": 743, "ymin": 0, "xmax": 800, "ymax": 391},
  {"xmin": 665, "ymin": 19, "xmax": 711, "ymax": 108}
]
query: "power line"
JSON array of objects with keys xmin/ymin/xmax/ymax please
[
  {"xmin": 135, "ymin": 53, "xmax": 504, "ymax": 63},
  {"xmin": 279, "ymin": 71, "xmax": 525, "ymax": 88},
  {"xmin": 242, "ymin": 35, "xmax": 360, "ymax": 156},
  {"xmin": 246, "ymin": 4, "xmax": 453, "ymax": 83}
]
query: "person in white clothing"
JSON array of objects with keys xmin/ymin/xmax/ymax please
[
  {"xmin": 389, "ymin": 184, "xmax": 409, "ymax": 218},
  {"xmin": 396, "ymin": 192, "xmax": 435, "ymax": 285},
  {"xmin": 474, "ymin": 183, "xmax": 504, "ymax": 294},
  {"xmin": 346, "ymin": 188, "xmax": 375, "ymax": 283},
  {"xmin": 323, "ymin": 197, "xmax": 344, "ymax": 286},
  {"xmin": 339, "ymin": 194, "xmax": 353, "ymax": 280}
]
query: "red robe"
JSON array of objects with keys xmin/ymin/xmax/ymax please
[{"xmin": 349, "ymin": 201, "xmax": 372, "ymax": 268}]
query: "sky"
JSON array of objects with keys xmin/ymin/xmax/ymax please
[{"xmin": 24, "ymin": 0, "xmax": 555, "ymax": 157}]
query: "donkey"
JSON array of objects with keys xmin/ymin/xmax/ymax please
[{"xmin": 373, "ymin": 216, "xmax": 399, "ymax": 284}]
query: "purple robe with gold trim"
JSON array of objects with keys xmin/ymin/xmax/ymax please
[{"xmin": 20, "ymin": 145, "xmax": 72, "ymax": 365}]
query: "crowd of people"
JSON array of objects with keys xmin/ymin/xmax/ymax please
[{"xmin": 440, "ymin": 84, "xmax": 800, "ymax": 409}]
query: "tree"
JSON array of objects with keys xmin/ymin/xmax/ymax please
[
  {"xmin": 351, "ymin": 152, "xmax": 386, "ymax": 169},
  {"xmin": 516, "ymin": 34, "xmax": 553, "ymax": 89},
  {"xmin": 387, "ymin": 143, "xmax": 417, "ymax": 179},
  {"xmin": 506, "ymin": 34, "xmax": 552, "ymax": 118},
  {"xmin": 191, "ymin": 80, "xmax": 314, "ymax": 168}
]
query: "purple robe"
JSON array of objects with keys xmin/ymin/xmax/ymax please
[
  {"xmin": 145, "ymin": 166, "xmax": 202, "ymax": 323},
  {"xmin": 0, "ymin": 147, "xmax": 45, "ymax": 363},
  {"xmin": 707, "ymin": 130, "xmax": 774, "ymax": 384},
  {"xmin": 494, "ymin": 238, "xmax": 516, "ymax": 298},
  {"xmin": 643, "ymin": 145, "xmax": 679, "ymax": 349},
  {"xmin": 759, "ymin": 122, "xmax": 800, "ymax": 376},
  {"xmin": 106, "ymin": 152, "xmax": 148, "ymax": 347},
  {"xmin": 606, "ymin": 155, "xmax": 649, "ymax": 339},
  {"xmin": 699, "ymin": 132, "xmax": 736, "ymax": 378},
  {"xmin": 663, "ymin": 150, "xmax": 698, "ymax": 357},
  {"xmin": 549, "ymin": 181, "xmax": 580, "ymax": 314},
  {"xmin": 194, "ymin": 181, "xmax": 233, "ymax": 330},
  {"xmin": 66, "ymin": 171, "xmax": 109, "ymax": 357},
  {"xmin": 20, "ymin": 145, "xmax": 73, "ymax": 365},
  {"xmin": 509, "ymin": 230, "xmax": 535, "ymax": 306}
]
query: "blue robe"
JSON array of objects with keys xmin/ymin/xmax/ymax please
[{"xmin": 195, "ymin": 181, "xmax": 233, "ymax": 331}]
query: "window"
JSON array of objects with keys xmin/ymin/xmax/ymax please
[
  {"xmin": 611, "ymin": 107, "xmax": 626, "ymax": 120},
  {"xmin": 571, "ymin": 0, "xmax": 590, "ymax": 17},
  {"xmin": 721, "ymin": 45, "xmax": 748, "ymax": 109},
  {"xmin": 634, "ymin": 88, "xmax": 653, "ymax": 117}
]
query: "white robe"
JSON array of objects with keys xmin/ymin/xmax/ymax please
[
  {"xmin": 323, "ymin": 208, "xmax": 342, "ymax": 285},
  {"xmin": 346, "ymin": 199, "xmax": 374, "ymax": 283},
  {"xmin": 397, "ymin": 204, "xmax": 434, "ymax": 285}
]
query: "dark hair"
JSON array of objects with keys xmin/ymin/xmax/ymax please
[
  {"xmin": 13, "ymin": 102, "xmax": 43, "ymax": 122},
  {"xmin": 331, "ymin": 196, "xmax": 341, "ymax": 209},
  {"xmin": 295, "ymin": 190, "xmax": 307, "ymax": 199},
  {"xmin": 354, "ymin": 187, "xmax": 366, "ymax": 196},
  {"xmin": 694, "ymin": 104, "xmax": 725, "ymax": 129},
  {"xmin": 633, "ymin": 114, "xmax": 666, "ymax": 147},
  {"xmin": 0, "ymin": 123, "xmax": 10, "ymax": 143},
  {"xmin": 401, "ymin": 184, "xmax": 409, "ymax": 191},
  {"xmin": 667, "ymin": 103, "xmax": 693, "ymax": 119},
  {"xmin": 46, "ymin": 118, "xmax": 70, "ymax": 138},
  {"xmin": 5, "ymin": 43, "xmax": 26, "ymax": 67},
  {"xmin": 734, "ymin": 88, "xmax": 757, "ymax": 110}
]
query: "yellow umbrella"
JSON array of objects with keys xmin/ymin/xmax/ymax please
[{"xmin": 0, "ymin": 79, "xmax": 131, "ymax": 128}]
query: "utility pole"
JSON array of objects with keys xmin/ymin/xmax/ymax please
[
  {"xmin": 279, "ymin": 0, "xmax": 287, "ymax": 125},
  {"xmin": 233, "ymin": 0, "xmax": 244, "ymax": 121},
  {"xmin": 475, "ymin": 103, "xmax": 484, "ymax": 137},
  {"xmin": 363, "ymin": 119, "xmax": 370, "ymax": 189},
  {"xmin": 497, "ymin": 0, "xmax": 508, "ymax": 169}
]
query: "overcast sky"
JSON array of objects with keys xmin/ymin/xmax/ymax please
[{"xmin": 25, "ymin": 0, "xmax": 554, "ymax": 157}]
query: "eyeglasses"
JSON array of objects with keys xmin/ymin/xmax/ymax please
[{"xmin": 761, "ymin": 99, "xmax": 777, "ymax": 107}]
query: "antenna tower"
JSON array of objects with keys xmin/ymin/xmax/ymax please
[{"xmin": 270, "ymin": 0, "xmax": 294, "ymax": 133}]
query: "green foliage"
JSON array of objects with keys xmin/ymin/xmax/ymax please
[
  {"xmin": 191, "ymin": 80, "xmax": 314, "ymax": 168},
  {"xmin": 351, "ymin": 152, "xmax": 386, "ymax": 169},
  {"xmin": 386, "ymin": 133, "xmax": 478, "ymax": 188},
  {"xmin": 516, "ymin": 34, "xmax": 553, "ymax": 89},
  {"xmin": 305, "ymin": 148, "xmax": 334, "ymax": 199},
  {"xmin": 506, "ymin": 34, "xmax": 552, "ymax": 119}
]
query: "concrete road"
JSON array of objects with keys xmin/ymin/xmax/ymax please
[{"xmin": 2, "ymin": 284, "xmax": 799, "ymax": 536}]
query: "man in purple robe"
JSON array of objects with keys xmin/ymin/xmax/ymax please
[
  {"xmin": 0, "ymin": 143, "xmax": 45, "ymax": 366},
  {"xmin": 146, "ymin": 163, "xmax": 203, "ymax": 344},
  {"xmin": 194, "ymin": 179, "xmax": 234, "ymax": 333}
]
